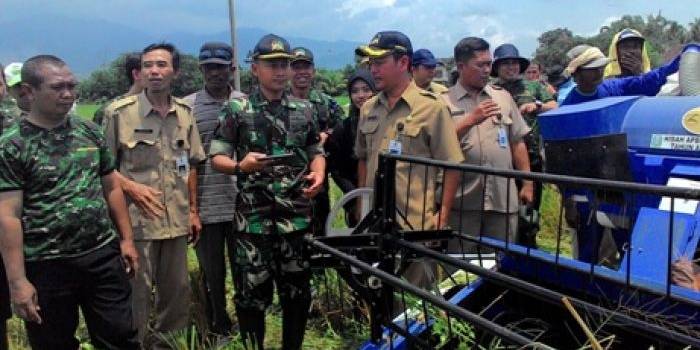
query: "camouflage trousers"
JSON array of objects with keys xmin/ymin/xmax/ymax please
[{"xmin": 232, "ymin": 233, "xmax": 312, "ymax": 311}]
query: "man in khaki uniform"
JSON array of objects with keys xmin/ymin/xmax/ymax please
[
  {"xmin": 103, "ymin": 43, "xmax": 206, "ymax": 348},
  {"xmin": 355, "ymin": 31, "xmax": 463, "ymax": 289},
  {"xmin": 412, "ymin": 49, "xmax": 448, "ymax": 94},
  {"xmin": 441, "ymin": 37, "xmax": 533, "ymax": 253}
]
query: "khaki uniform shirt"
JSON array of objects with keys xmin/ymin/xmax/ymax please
[
  {"xmin": 427, "ymin": 81, "xmax": 449, "ymax": 94},
  {"xmin": 104, "ymin": 91, "xmax": 206, "ymax": 240},
  {"xmin": 355, "ymin": 82, "xmax": 463, "ymax": 230},
  {"xmin": 441, "ymin": 83, "xmax": 530, "ymax": 213}
]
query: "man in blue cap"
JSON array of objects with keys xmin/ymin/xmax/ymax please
[
  {"xmin": 491, "ymin": 43, "xmax": 557, "ymax": 248},
  {"xmin": 412, "ymin": 48, "xmax": 448, "ymax": 94}
]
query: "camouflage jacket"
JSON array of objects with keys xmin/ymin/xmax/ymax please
[
  {"xmin": 493, "ymin": 78, "xmax": 554, "ymax": 134},
  {"xmin": 0, "ymin": 97, "xmax": 21, "ymax": 122},
  {"xmin": 0, "ymin": 116, "xmax": 117, "ymax": 261},
  {"xmin": 209, "ymin": 90, "xmax": 323, "ymax": 235},
  {"xmin": 307, "ymin": 89, "xmax": 343, "ymax": 131}
]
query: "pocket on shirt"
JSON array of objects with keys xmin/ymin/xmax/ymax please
[
  {"xmin": 401, "ymin": 124, "xmax": 428, "ymax": 155},
  {"xmin": 359, "ymin": 119, "xmax": 379, "ymax": 154},
  {"xmin": 125, "ymin": 133, "xmax": 158, "ymax": 173}
]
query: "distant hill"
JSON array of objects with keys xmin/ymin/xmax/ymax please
[{"xmin": 0, "ymin": 16, "xmax": 360, "ymax": 76}]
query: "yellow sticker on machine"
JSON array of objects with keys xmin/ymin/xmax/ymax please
[{"xmin": 682, "ymin": 107, "xmax": 700, "ymax": 135}]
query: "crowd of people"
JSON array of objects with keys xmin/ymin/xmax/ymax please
[{"xmin": 0, "ymin": 25, "xmax": 691, "ymax": 349}]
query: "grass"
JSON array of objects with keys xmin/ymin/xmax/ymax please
[
  {"xmin": 3, "ymin": 104, "xmax": 575, "ymax": 349},
  {"xmin": 75, "ymin": 103, "xmax": 100, "ymax": 120}
]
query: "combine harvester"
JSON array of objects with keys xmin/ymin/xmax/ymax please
[{"xmin": 310, "ymin": 92, "xmax": 700, "ymax": 348}]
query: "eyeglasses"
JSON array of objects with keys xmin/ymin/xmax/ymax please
[{"xmin": 199, "ymin": 48, "xmax": 232, "ymax": 61}]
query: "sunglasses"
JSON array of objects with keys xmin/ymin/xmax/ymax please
[{"xmin": 199, "ymin": 48, "xmax": 232, "ymax": 61}]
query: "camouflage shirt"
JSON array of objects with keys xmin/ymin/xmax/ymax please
[
  {"xmin": 209, "ymin": 89, "xmax": 323, "ymax": 235},
  {"xmin": 493, "ymin": 78, "xmax": 554, "ymax": 135},
  {"xmin": 0, "ymin": 116, "xmax": 117, "ymax": 261},
  {"xmin": 307, "ymin": 89, "xmax": 343, "ymax": 131},
  {"xmin": 0, "ymin": 97, "xmax": 21, "ymax": 122}
]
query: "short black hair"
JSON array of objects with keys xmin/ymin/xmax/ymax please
[
  {"xmin": 142, "ymin": 42, "xmax": 180, "ymax": 71},
  {"xmin": 21, "ymin": 55, "xmax": 67, "ymax": 88},
  {"xmin": 123, "ymin": 52, "xmax": 142, "ymax": 85},
  {"xmin": 454, "ymin": 37, "xmax": 490, "ymax": 63}
]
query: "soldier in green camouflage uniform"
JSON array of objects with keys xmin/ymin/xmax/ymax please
[
  {"xmin": 289, "ymin": 47, "xmax": 343, "ymax": 236},
  {"xmin": 492, "ymin": 43, "xmax": 557, "ymax": 247},
  {"xmin": 0, "ymin": 55, "xmax": 138, "ymax": 349},
  {"xmin": 210, "ymin": 34, "xmax": 325, "ymax": 350},
  {"xmin": 1, "ymin": 62, "xmax": 27, "ymax": 122}
]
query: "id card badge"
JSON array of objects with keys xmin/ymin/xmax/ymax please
[
  {"xmin": 497, "ymin": 127, "xmax": 508, "ymax": 148},
  {"xmin": 176, "ymin": 151, "xmax": 190, "ymax": 176},
  {"xmin": 388, "ymin": 139, "xmax": 403, "ymax": 155}
]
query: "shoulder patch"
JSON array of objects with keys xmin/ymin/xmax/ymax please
[
  {"xmin": 418, "ymin": 90, "xmax": 439, "ymax": 100},
  {"xmin": 110, "ymin": 95, "xmax": 138, "ymax": 111},
  {"xmin": 172, "ymin": 97, "xmax": 192, "ymax": 111}
]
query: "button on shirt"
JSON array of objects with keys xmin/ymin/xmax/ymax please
[
  {"xmin": 355, "ymin": 82, "xmax": 464, "ymax": 230},
  {"xmin": 104, "ymin": 92, "xmax": 206, "ymax": 240},
  {"xmin": 441, "ymin": 83, "xmax": 530, "ymax": 213},
  {"xmin": 184, "ymin": 87, "xmax": 246, "ymax": 225}
]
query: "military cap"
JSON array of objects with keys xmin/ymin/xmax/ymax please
[
  {"xmin": 251, "ymin": 34, "xmax": 293, "ymax": 60},
  {"xmin": 355, "ymin": 31, "xmax": 413, "ymax": 59},
  {"xmin": 291, "ymin": 47, "xmax": 314, "ymax": 64}
]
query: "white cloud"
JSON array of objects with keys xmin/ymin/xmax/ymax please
[
  {"xmin": 337, "ymin": 0, "xmax": 397, "ymax": 18},
  {"xmin": 586, "ymin": 16, "xmax": 621, "ymax": 36}
]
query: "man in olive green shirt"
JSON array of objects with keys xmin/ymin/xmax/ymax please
[
  {"xmin": 103, "ymin": 43, "xmax": 206, "ymax": 348},
  {"xmin": 0, "ymin": 55, "xmax": 139, "ymax": 349}
]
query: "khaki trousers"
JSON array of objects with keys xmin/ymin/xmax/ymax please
[{"xmin": 131, "ymin": 236, "xmax": 191, "ymax": 349}]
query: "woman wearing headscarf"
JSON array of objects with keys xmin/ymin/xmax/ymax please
[{"xmin": 325, "ymin": 69, "xmax": 376, "ymax": 226}]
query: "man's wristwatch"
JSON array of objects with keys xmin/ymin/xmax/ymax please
[{"xmin": 535, "ymin": 100, "xmax": 543, "ymax": 111}]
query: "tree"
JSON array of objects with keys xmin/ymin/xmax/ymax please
[
  {"xmin": 78, "ymin": 53, "xmax": 203, "ymax": 101},
  {"xmin": 533, "ymin": 14, "xmax": 700, "ymax": 71}
]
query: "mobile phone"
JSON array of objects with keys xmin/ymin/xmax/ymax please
[{"xmin": 259, "ymin": 153, "xmax": 295, "ymax": 161}]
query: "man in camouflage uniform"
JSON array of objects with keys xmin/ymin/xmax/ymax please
[
  {"xmin": 0, "ymin": 55, "xmax": 139, "ymax": 349},
  {"xmin": 0, "ymin": 63, "xmax": 11, "ymax": 350},
  {"xmin": 210, "ymin": 34, "xmax": 325, "ymax": 350},
  {"xmin": 491, "ymin": 43, "xmax": 557, "ymax": 247},
  {"xmin": 1, "ymin": 62, "xmax": 29, "ymax": 120},
  {"xmin": 289, "ymin": 46, "xmax": 343, "ymax": 236},
  {"xmin": 93, "ymin": 52, "xmax": 143, "ymax": 126}
]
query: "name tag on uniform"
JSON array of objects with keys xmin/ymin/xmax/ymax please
[
  {"xmin": 134, "ymin": 128, "xmax": 153, "ymax": 134},
  {"xmin": 388, "ymin": 139, "xmax": 402, "ymax": 155},
  {"xmin": 176, "ymin": 151, "xmax": 189, "ymax": 176},
  {"xmin": 498, "ymin": 127, "xmax": 508, "ymax": 148}
]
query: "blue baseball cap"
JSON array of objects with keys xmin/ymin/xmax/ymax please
[{"xmin": 412, "ymin": 49, "xmax": 438, "ymax": 68}]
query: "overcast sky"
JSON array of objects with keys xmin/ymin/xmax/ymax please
[{"xmin": 2, "ymin": 0, "xmax": 697, "ymax": 58}]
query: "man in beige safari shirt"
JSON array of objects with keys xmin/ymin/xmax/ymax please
[
  {"xmin": 441, "ymin": 37, "xmax": 533, "ymax": 254},
  {"xmin": 104, "ymin": 42, "xmax": 206, "ymax": 348}
]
